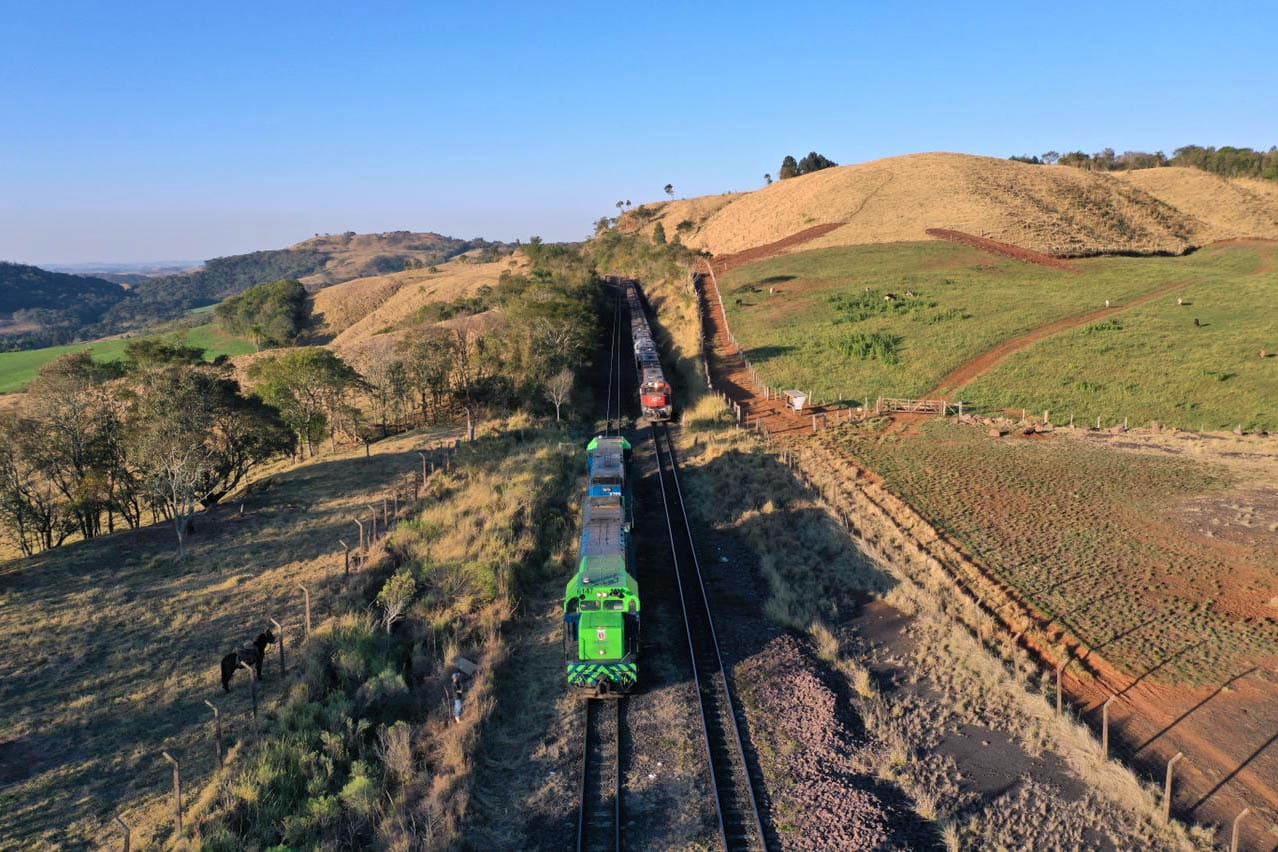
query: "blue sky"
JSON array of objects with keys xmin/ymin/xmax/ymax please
[{"xmin": 2, "ymin": 0, "xmax": 1274, "ymax": 264}]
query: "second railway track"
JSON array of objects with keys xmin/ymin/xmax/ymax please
[{"xmin": 652, "ymin": 423, "xmax": 767, "ymax": 851}]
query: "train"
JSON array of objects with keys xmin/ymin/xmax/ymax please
[
  {"xmin": 562, "ymin": 280, "xmax": 671, "ymax": 696},
  {"xmin": 626, "ymin": 281, "xmax": 672, "ymax": 422},
  {"xmin": 563, "ymin": 434, "xmax": 639, "ymax": 696}
]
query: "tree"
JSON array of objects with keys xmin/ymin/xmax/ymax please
[
  {"xmin": 797, "ymin": 151, "xmax": 838, "ymax": 174},
  {"xmin": 663, "ymin": 183, "xmax": 674, "ymax": 198},
  {"xmin": 0, "ymin": 415, "xmax": 70, "ymax": 555},
  {"xmin": 214, "ymin": 278, "xmax": 308, "ymax": 349},
  {"xmin": 123, "ymin": 337, "xmax": 206, "ymax": 371},
  {"xmin": 778, "ymin": 155, "xmax": 799, "ymax": 180},
  {"xmin": 376, "ymin": 567, "xmax": 417, "ymax": 633},
  {"xmin": 248, "ymin": 348, "xmax": 362, "ymax": 456},
  {"xmin": 24, "ymin": 353, "xmax": 125, "ymax": 540},
  {"xmin": 127, "ymin": 366, "xmax": 293, "ymax": 556},
  {"xmin": 1041, "ymin": 151, "xmax": 1060, "ymax": 165},
  {"xmin": 545, "ymin": 369, "xmax": 573, "ymax": 422},
  {"xmin": 764, "ymin": 173, "xmax": 772, "ymax": 185},
  {"xmin": 653, "ymin": 222, "xmax": 667, "ymax": 244}
]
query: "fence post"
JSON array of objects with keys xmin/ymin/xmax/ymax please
[
  {"xmin": 392, "ymin": 489, "xmax": 399, "ymax": 521},
  {"xmin": 270, "ymin": 618, "xmax": 284, "ymax": 675},
  {"xmin": 238, "ymin": 661, "xmax": 259, "ymax": 729},
  {"xmin": 354, "ymin": 519, "xmax": 365, "ymax": 555},
  {"xmin": 1102, "ymin": 695, "xmax": 1115, "ymax": 759},
  {"xmin": 298, "ymin": 585, "xmax": 312, "ymax": 640},
  {"xmin": 161, "ymin": 751, "xmax": 182, "ymax": 837},
  {"xmin": 115, "ymin": 815, "xmax": 130, "ymax": 852},
  {"xmin": 1163, "ymin": 752, "xmax": 1184, "ymax": 823},
  {"xmin": 340, "ymin": 539, "xmax": 351, "ymax": 575},
  {"xmin": 203, "ymin": 699, "xmax": 223, "ymax": 767},
  {"xmin": 1230, "ymin": 807, "xmax": 1251, "ymax": 852},
  {"xmin": 382, "ymin": 496, "xmax": 390, "ymax": 528},
  {"xmin": 1055, "ymin": 659, "xmax": 1067, "ymax": 715},
  {"xmin": 369, "ymin": 508, "xmax": 378, "ymax": 543},
  {"xmin": 811, "ymin": 414, "xmax": 817, "ymax": 432}
]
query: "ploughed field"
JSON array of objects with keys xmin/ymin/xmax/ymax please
[
  {"xmin": 826, "ymin": 419, "xmax": 1278, "ymax": 686},
  {"xmin": 722, "ymin": 240, "xmax": 1277, "ymax": 431}
]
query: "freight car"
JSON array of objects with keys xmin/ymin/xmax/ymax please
[
  {"xmin": 564, "ymin": 435, "xmax": 639, "ymax": 695},
  {"xmin": 625, "ymin": 281, "xmax": 673, "ymax": 421}
]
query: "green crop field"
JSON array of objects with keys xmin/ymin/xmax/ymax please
[
  {"xmin": 0, "ymin": 322, "xmax": 254, "ymax": 393},
  {"xmin": 722, "ymin": 240, "xmax": 1277, "ymax": 430},
  {"xmin": 826, "ymin": 419, "xmax": 1278, "ymax": 685}
]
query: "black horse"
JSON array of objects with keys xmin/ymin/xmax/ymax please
[{"xmin": 220, "ymin": 629, "xmax": 276, "ymax": 692}]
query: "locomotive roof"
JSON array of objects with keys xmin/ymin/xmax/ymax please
[{"xmin": 641, "ymin": 367, "xmax": 666, "ymax": 383}]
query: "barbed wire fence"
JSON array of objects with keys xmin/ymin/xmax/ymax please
[{"xmin": 114, "ymin": 437, "xmax": 463, "ymax": 849}]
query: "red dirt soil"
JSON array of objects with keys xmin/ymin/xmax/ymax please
[
  {"xmin": 697, "ymin": 241, "xmax": 1278, "ymax": 848},
  {"xmin": 926, "ymin": 279, "xmax": 1193, "ymax": 399},
  {"xmin": 926, "ymin": 228, "xmax": 1080, "ymax": 271},
  {"xmin": 710, "ymin": 222, "xmax": 845, "ymax": 277}
]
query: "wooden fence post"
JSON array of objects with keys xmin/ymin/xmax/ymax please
[
  {"xmin": 270, "ymin": 618, "xmax": 284, "ymax": 675},
  {"xmin": 1102, "ymin": 695, "xmax": 1115, "ymax": 759},
  {"xmin": 1230, "ymin": 807, "xmax": 1250, "ymax": 852},
  {"xmin": 382, "ymin": 496, "xmax": 390, "ymax": 528},
  {"xmin": 354, "ymin": 519, "xmax": 365, "ymax": 555},
  {"xmin": 297, "ymin": 585, "xmax": 312, "ymax": 640},
  {"xmin": 369, "ymin": 508, "xmax": 378, "ymax": 542},
  {"xmin": 238, "ymin": 661, "xmax": 258, "ymax": 729},
  {"xmin": 203, "ymin": 699, "xmax": 223, "ymax": 767},
  {"xmin": 1055, "ymin": 659, "xmax": 1067, "ymax": 715},
  {"xmin": 1163, "ymin": 752, "xmax": 1184, "ymax": 823},
  {"xmin": 340, "ymin": 539, "xmax": 351, "ymax": 575},
  {"xmin": 115, "ymin": 814, "xmax": 130, "ymax": 852},
  {"xmin": 161, "ymin": 751, "xmax": 182, "ymax": 836}
]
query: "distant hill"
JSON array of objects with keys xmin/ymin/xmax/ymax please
[
  {"xmin": 624, "ymin": 152, "xmax": 1278, "ymax": 258},
  {"xmin": 0, "ymin": 263, "xmax": 125, "ymax": 350},
  {"xmin": 1, "ymin": 231, "xmax": 511, "ymax": 351}
]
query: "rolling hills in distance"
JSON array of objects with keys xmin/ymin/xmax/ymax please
[{"xmin": 0, "ymin": 231, "xmax": 510, "ymax": 351}]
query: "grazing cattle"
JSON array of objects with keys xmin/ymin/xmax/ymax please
[
  {"xmin": 905, "ymin": 290, "xmax": 916, "ymax": 298},
  {"xmin": 220, "ymin": 629, "xmax": 276, "ymax": 692},
  {"xmin": 1177, "ymin": 297, "xmax": 1184, "ymax": 306},
  {"xmin": 1194, "ymin": 318, "xmax": 1202, "ymax": 327},
  {"xmin": 883, "ymin": 293, "xmax": 897, "ymax": 302}
]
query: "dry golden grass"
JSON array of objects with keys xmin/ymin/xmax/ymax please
[
  {"xmin": 0, "ymin": 426, "xmax": 458, "ymax": 849},
  {"xmin": 620, "ymin": 193, "xmax": 744, "ymax": 243},
  {"xmin": 1116, "ymin": 167, "xmax": 1278, "ymax": 241},
  {"xmin": 290, "ymin": 231, "xmax": 492, "ymax": 287},
  {"xmin": 638, "ymin": 153, "xmax": 1269, "ymax": 258}
]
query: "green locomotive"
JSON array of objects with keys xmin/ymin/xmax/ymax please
[{"xmin": 563, "ymin": 435, "xmax": 639, "ymax": 695}]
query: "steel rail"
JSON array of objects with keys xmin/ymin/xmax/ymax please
[{"xmin": 652, "ymin": 424, "xmax": 767, "ymax": 851}]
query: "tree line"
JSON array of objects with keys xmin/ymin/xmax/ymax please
[
  {"xmin": 1009, "ymin": 145, "xmax": 1278, "ymax": 180},
  {"xmin": 0, "ymin": 342, "xmax": 292, "ymax": 557},
  {"xmin": 0, "ymin": 241, "xmax": 603, "ymax": 560}
]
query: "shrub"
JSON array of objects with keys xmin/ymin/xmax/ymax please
[{"xmin": 838, "ymin": 332, "xmax": 902, "ymax": 364}]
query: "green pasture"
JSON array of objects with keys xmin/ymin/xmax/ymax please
[
  {"xmin": 722, "ymin": 240, "xmax": 1275, "ymax": 430},
  {"xmin": 0, "ymin": 322, "xmax": 255, "ymax": 393}
]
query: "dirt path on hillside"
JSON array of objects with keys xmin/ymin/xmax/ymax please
[
  {"xmin": 927, "ymin": 279, "xmax": 1193, "ymax": 399},
  {"xmin": 710, "ymin": 222, "xmax": 845, "ymax": 277},
  {"xmin": 926, "ymin": 228, "xmax": 1080, "ymax": 271}
]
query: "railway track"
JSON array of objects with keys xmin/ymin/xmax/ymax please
[
  {"xmin": 577, "ymin": 698, "xmax": 623, "ymax": 851},
  {"xmin": 652, "ymin": 423, "xmax": 767, "ymax": 851}
]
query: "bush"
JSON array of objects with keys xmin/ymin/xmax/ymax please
[{"xmin": 838, "ymin": 332, "xmax": 902, "ymax": 364}]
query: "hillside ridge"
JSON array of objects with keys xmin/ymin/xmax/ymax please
[{"xmin": 624, "ymin": 152, "xmax": 1278, "ymax": 258}]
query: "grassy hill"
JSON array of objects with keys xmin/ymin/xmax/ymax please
[
  {"xmin": 721, "ymin": 239, "xmax": 1278, "ymax": 430},
  {"xmin": 0, "ymin": 322, "xmax": 254, "ymax": 393},
  {"xmin": 625, "ymin": 152, "xmax": 1278, "ymax": 258}
]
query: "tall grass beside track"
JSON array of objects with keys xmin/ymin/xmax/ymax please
[{"xmin": 192, "ymin": 418, "xmax": 580, "ymax": 850}]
